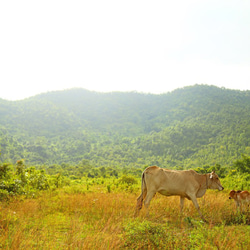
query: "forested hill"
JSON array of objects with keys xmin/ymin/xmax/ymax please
[{"xmin": 0, "ymin": 84, "xmax": 250, "ymax": 169}]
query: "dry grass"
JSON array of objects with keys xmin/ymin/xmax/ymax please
[{"xmin": 0, "ymin": 186, "xmax": 249, "ymax": 249}]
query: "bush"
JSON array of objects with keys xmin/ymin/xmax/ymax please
[
  {"xmin": 0, "ymin": 189, "xmax": 11, "ymax": 201},
  {"xmin": 123, "ymin": 220, "xmax": 168, "ymax": 249},
  {"xmin": 118, "ymin": 175, "xmax": 137, "ymax": 185},
  {"xmin": 223, "ymin": 173, "xmax": 250, "ymax": 190},
  {"xmin": 0, "ymin": 162, "xmax": 70, "ymax": 200},
  {"xmin": 63, "ymin": 185, "xmax": 86, "ymax": 195},
  {"xmin": 223, "ymin": 212, "xmax": 250, "ymax": 225}
]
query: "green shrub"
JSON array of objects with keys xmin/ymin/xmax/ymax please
[
  {"xmin": 123, "ymin": 220, "xmax": 172, "ymax": 249},
  {"xmin": 63, "ymin": 185, "xmax": 86, "ymax": 195},
  {"xmin": 223, "ymin": 212, "xmax": 249, "ymax": 225},
  {"xmin": 0, "ymin": 189, "xmax": 11, "ymax": 201},
  {"xmin": 118, "ymin": 175, "xmax": 137, "ymax": 185}
]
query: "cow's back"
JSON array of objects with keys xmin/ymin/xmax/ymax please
[
  {"xmin": 240, "ymin": 191, "xmax": 250, "ymax": 202},
  {"xmin": 144, "ymin": 166, "xmax": 200, "ymax": 197}
]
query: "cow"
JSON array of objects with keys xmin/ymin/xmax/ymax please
[
  {"xmin": 229, "ymin": 190, "xmax": 250, "ymax": 211},
  {"xmin": 135, "ymin": 166, "xmax": 224, "ymax": 220}
]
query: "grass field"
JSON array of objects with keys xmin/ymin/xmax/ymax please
[{"xmin": 0, "ymin": 183, "xmax": 250, "ymax": 249}]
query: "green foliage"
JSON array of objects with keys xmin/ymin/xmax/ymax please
[
  {"xmin": 0, "ymin": 163, "xmax": 11, "ymax": 179},
  {"xmin": 1, "ymin": 154, "xmax": 250, "ymax": 201},
  {"xmin": 223, "ymin": 172, "xmax": 250, "ymax": 190},
  {"xmin": 118, "ymin": 175, "xmax": 137, "ymax": 185},
  {"xmin": 222, "ymin": 155, "xmax": 250, "ymax": 190},
  {"xmin": 62, "ymin": 185, "xmax": 86, "ymax": 195},
  {"xmin": 123, "ymin": 220, "xmax": 169, "ymax": 249},
  {"xmin": 0, "ymin": 85, "xmax": 250, "ymax": 169},
  {"xmin": 0, "ymin": 161, "xmax": 69, "ymax": 200},
  {"xmin": 234, "ymin": 154, "xmax": 250, "ymax": 174},
  {"xmin": 194, "ymin": 164, "xmax": 228, "ymax": 178},
  {"xmin": 116, "ymin": 175, "xmax": 138, "ymax": 193},
  {"xmin": 223, "ymin": 212, "xmax": 249, "ymax": 225},
  {"xmin": 0, "ymin": 189, "xmax": 9, "ymax": 201}
]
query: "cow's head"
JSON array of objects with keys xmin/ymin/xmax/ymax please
[
  {"xmin": 229, "ymin": 190, "xmax": 236, "ymax": 199},
  {"xmin": 209, "ymin": 171, "xmax": 224, "ymax": 191},
  {"xmin": 229, "ymin": 190, "xmax": 241, "ymax": 200}
]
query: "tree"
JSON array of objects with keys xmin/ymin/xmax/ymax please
[{"xmin": 234, "ymin": 154, "xmax": 250, "ymax": 174}]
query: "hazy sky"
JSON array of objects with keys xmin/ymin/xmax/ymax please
[{"xmin": 1, "ymin": 0, "xmax": 250, "ymax": 100}]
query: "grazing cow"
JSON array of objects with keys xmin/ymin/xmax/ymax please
[
  {"xmin": 135, "ymin": 166, "xmax": 224, "ymax": 220},
  {"xmin": 229, "ymin": 190, "xmax": 250, "ymax": 211}
]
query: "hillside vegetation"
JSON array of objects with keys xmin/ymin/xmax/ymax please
[{"xmin": 0, "ymin": 84, "xmax": 250, "ymax": 169}]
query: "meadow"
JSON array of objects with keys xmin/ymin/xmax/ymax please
[{"xmin": 0, "ymin": 180, "xmax": 249, "ymax": 250}]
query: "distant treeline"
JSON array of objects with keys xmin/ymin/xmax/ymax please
[{"xmin": 1, "ymin": 154, "xmax": 250, "ymax": 201}]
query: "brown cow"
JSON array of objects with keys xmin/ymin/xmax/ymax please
[
  {"xmin": 135, "ymin": 166, "xmax": 224, "ymax": 220},
  {"xmin": 229, "ymin": 190, "xmax": 250, "ymax": 211}
]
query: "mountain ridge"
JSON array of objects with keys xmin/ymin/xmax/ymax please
[{"xmin": 0, "ymin": 84, "xmax": 250, "ymax": 168}]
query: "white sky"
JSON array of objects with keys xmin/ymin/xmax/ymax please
[{"xmin": 0, "ymin": 0, "xmax": 250, "ymax": 100}]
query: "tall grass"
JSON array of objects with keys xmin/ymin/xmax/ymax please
[{"xmin": 0, "ymin": 184, "xmax": 249, "ymax": 249}]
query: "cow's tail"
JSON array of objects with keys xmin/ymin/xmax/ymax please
[{"xmin": 134, "ymin": 171, "xmax": 147, "ymax": 217}]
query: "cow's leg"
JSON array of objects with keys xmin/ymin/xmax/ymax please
[
  {"xmin": 144, "ymin": 191, "xmax": 155, "ymax": 216},
  {"xmin": 189, "ymin": 194, "xmax": 205, "ymax": 220},
  {"xmin": 180, "ymin": 197, "xmax": 185, "ymax": 213},
  {"xmin": 235, "ymin": 201, "xmax": 241, "ymax": 211},
  {"xmin": 239, "ymin": 203, "xmax": 243, "ymax": 213},
  {"xmin": 134, "ymin": 192, "xmax": 145, "ymax": 217},
  {"xmin": 135, "ymin": 174, "xmax": 147, "ymax": 217}
]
